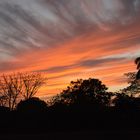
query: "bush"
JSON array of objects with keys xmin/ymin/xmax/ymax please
[{"xmin": 16, "ymin": 97, "xmax": 48, "ymax": 113}]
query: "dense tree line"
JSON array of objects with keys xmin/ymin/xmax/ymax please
[
  {"xmin": 0, "ymin": 57, "xmax": 139, "ymax": 133},
  {"xmin": 0, "ymin": 57, "xmax": 140, "ymax": 110}
]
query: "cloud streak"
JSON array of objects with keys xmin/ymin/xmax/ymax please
[{"xmin": 0, "ymin": 0, "xmax": 139, "ymax": 97}]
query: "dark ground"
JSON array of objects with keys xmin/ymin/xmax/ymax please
[
  {"xmin": 0, "ymin": 130, "xmax": 140, "ymax": 140},
  {"xmin": 0, "ymin": 106, "xmax": 140, "ymax": 140}
]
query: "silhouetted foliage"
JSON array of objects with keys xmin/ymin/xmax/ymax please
[
  {"xmin": 135, "ymin": 57, "xmax": 140, "ymax": 70},
  {"xmin": 112, "ymin": 58, "xmax": 140, "ymax": 108},
  {"xmin": 113, "ymin": 92, "xmax": 140, "ymax": 109},
  {"xmin": 0, "ymin": 106, "xmax": 10, "ymax": 113},
  {"xmin": 131, "ymin": 97, "xmax": 140, "ymax": 108},
  {"xmin": 136, "ymin": 70, "xmax": 140, "ymax": 80},
  {"xmin": 135, "ymin": 57, "xmax": 140, "ymax": 80},
  {"xmin": 17, "ymin": 97, "xmax": 48, "ymax": 113},
  {"xmin": 122, "ymin": 72, "xmax": 140, "ymax": 96},
  {"xmin": 1, "ymin": 58, "xmax": 140, "ymax": 134},
  {"xmin": 51, "ymin": 78, "xmax": 112, "ymax": 107},
  {"xmin": 113, "ymin": 93, "xmax": 134, "ymax": 108},
  {"xmin": 121, "ymin": 57, "xmax": 140, "ymax": 96},
  {"xmin": 0, "ymin": 72, "xmax": 46, "ymax": 110}
]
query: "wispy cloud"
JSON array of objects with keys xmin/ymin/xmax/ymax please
[{"xmin": 0, "ymin": 0, "xmax": 140, "ymax": 97}]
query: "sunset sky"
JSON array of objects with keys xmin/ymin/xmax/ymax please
[{"xmin": 0, "ymin": 0, "xmax": 140, "ymax": 100}]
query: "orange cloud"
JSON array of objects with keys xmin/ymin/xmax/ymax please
[{"xmin": 0, "ymin": 22, "xmax": 140, "ymax": 99}]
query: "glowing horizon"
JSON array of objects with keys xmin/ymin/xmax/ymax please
[{"xmin": 0, "ymin": 0, "xmax": 140, "ymax": 100}]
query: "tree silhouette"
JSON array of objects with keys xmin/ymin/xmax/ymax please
[
  {"xmin": 135, "ymin": 57, "xmax": 140, "ymax": 80},
  {"xmin": 0, "ymin": 95, "xmax": 8, "ymax": 107},
  {"xmin": 51, "ymin": 78, "xmax": 111, "ymax": 107},
  {"xmin": 112, "ymin": 57, "xmax": 140, "ymax": 108},
  {"xmin": 122, "ymin": 72, "xmax": 140, "ymax": 97},
  {"xmin": 135, "ymin": 57, "xmax": 140, "ymax": 70},
  {"xmin": 19, "ymin": 72, "xmax": 46, "ymax": 100},
  {"xmin": 0, "ymin": 74, "xmax": 22, "ymax": 110},
  {"xmin": 121, "ymin": 57, "xmax": 140, "ymax": 97},
  {"xmin": 0, "ymin": 72, "xmax": 46, "ymax": 110}
]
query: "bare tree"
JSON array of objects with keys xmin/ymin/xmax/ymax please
[
  {"xmin": 0, "ymin": 72, "xmax": 46, "ymax": 110},
  {"xmin": 19, "ymin": 72, "xmax": 46, "ymax": 100},
  {"xmin": 0, "ymin": 95, "xmax": 8, "ymax": 107},
  {"xmin": 0, "ymin": 73, "xmax": 23, "ymax": 110}
]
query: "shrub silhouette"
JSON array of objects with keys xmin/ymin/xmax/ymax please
[
  {"xmin": 132, "ymin": 98, "xmax": 140, "ymax": 108},
  {"xmin": 113, "ymin": 93, "xmax": 134, "ymax": 109},
  {"xmin": 0, "ymin": 106, "xmax": 10, "ymax": 113},
  {"xmin": 16, "ymin": 97, "xmax": 48, "ymax": 113}
]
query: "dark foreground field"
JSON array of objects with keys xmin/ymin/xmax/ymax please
[
  {"xmin": 1, "ymin": 106, "xmax": 140, "ymax": 139},
  {"xmin": 1, "ymin": 130, "xmax": 140, "ymax": 140}
]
